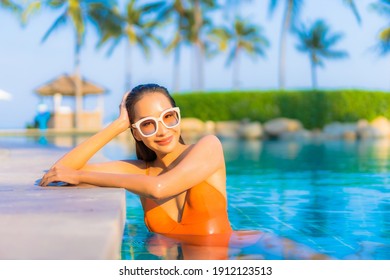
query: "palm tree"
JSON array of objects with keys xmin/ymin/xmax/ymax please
[
  {"xmin": 97, "ymin": 0, "xmax": 164, "ymax": 91},
  {"xmin": 1, "ymin": 0, "xmax": 21, "ymax": 12},
  {"xmin": 294, "ymin": 19, "xmax": 348, "ymax": 89},
  {"xmin": 211, "ymin": 18, "xmax": 269, "ymax": 89},
  {"xmin": 268, "ymin": 0, "xmax": 361, "ymax": 89},
  {"xmin": 1, "ymin": 0, "xmax": 22, "ymax": 25},
  {"xmin": 342, "ymin": 0, "xmax": 362, "ymax": 24},
  {"xmin": 370, "ymin": 0, "xmax": 390, "ymax": 56},
  {"xmin": 187, "ymin": 0, "xmax": 218, "ymax": 91},
  {"xmin": 268, "ymin": 0, "xmax": 303, "ymax": 90},
  {"xmin": 24, "ymin": 0, "xmax": 116, "ymax": 129},
  {"xmin": 158, "ymin": 0, "xmax": 190, "ymax": 93}
]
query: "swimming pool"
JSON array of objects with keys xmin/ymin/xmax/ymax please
[
  {"xmin": 117, "ymin": 138, "xmax": 390, "ymax": 260},
  {"xmin": 1, "ymin": 135, "xmax": 389, "ymax": 259}
]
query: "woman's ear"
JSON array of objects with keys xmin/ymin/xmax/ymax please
[{"xmin": 132, "ymin": 128, "xmax": 142, "ymax": 142}]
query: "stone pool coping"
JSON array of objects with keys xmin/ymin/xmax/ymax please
[{"xmin": 0, "ymin": 143, "xmax": 126, "ymax": 259}]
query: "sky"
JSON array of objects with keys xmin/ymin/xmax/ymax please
[{"xmin": 0, "ymin": 0, "xmax": 389, "ymax": 129}]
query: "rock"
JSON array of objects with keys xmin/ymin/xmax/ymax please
[
  {"xmin": 180, "ymin": 118, "xmax": 205, "ymax": 134},
  {"xmin": 323, "ymin": 122, "xmax": 357, "ymax": 140},
  {"xmin": 204, "ymin": 120, "xmax": 216, "ymax": 134},
  {"xmin": 357, "ymin": 116, "xmax": 390, "ymax": 139},
  {"xmin": 239, "ymin": 122, "xmax": 263, "ymax": 139},
  {"xmin": 279, "ymin": 129, "xmax": 312, "ymax": 141},
  {"xmin": 215, "ymin": 121, "xmax": 240, "ymax": 138},
  {"xmin": 263, "ymin": 118, "xmax": 303, "ymax": 138}
]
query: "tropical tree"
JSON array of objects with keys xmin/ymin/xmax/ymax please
[
  {"xmin": 158, "ymin": 0, "xmax": 190, "ymax": 93},
  {"xmin": 23, "ymin": 0, "xmax": 116, "ymax": 129},
  {"xmin": 268, "ymin": 0, "xmax": 303, "ymax": 90},
  {"xmin": 97, "ymin": 0, "xmax": 164, "ymax": 91},
  {"xmin": 342, "ymin": 0, "xmax": 362, "ymax": 24},
  {"xmin": 210, "ymin": 18, "xmax": 269, "ymax": 89},
  {"xmin": 370, "ymin": 0, "xmax": 390, "ymax": 55},
  {"xmin": 268, "ymin": 0, "xmax": 361, "ymax": 89},
  {"xmin": 1, "ymin": 0, "xmax": 21, "ymax": 12},
  {"xmin": 187, "ymin": 0, "xmax": 218, "ymax": 91},
  {"xmin": 294, "ymin": 19, "xmax": 348, "ymax": 89}
]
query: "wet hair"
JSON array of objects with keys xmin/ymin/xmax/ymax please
[{"xmin": 125, "ymin": 83, "xmax": 185, "ymax": 162}]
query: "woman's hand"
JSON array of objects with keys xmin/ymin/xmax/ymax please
[
  {"xmin": 39, "ymin": 164, "xmax": 80, "ymax": 187},
  {"xmin": 116, "ymin": 91, "xmax": 131, "ymax": 131}
]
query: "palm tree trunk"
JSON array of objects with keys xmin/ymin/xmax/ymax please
[
  {"xmin": 190, "ymin": 46, "xmax": 196, "ymax": 90},
  {"xmin": 233, "ymin": 49, "xmax": 240, "ymax": 90},
  {"xmin": 74, "ymin": 36, "xmax": 83, "ymax": 130},
  {"xmin": 310, "ymin": 54, "xmax": 317, "ymax": 89},
  {"xmin": 125, "ymin": 40, "xmax": 132, "ymax": 91},
  {"xmin": 278, "ymin": 0, "xmax": 293, "ymax": 90},
  {"xmin": 172, "ymin": 45, "xmax": 181, "ymax": 93},
  {"xmin": 198, "ymin": 42, "xmax": 204, "ymax": 91},
  {"xmin": 193, "ymin": 0, "xmax": 203, "ymax": 91}
]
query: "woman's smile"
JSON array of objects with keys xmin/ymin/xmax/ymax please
[{"xmin": 155, "ymin": 135, "xmax": 174, "ymax": 146}]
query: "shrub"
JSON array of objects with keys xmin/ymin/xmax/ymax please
[{"xmin": 173, "ymin": 90, "xmax": 390, "ymax": 129}]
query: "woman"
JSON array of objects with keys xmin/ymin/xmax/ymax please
[
  {"xmin": 40, "ymin": 83, "xmax": 328, "ymax": 259},
  {"xmin": 40, "ymin": 84, "xmax": 231, "ymax": 236}
]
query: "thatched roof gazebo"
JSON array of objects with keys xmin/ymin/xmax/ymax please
[
  {"xmin": 36, "ymin": 74, "xmax": 106, "ymax": 96},
  {"xmin": 35, "ymin": 74, "xmax": 108, "ymax": 131}
]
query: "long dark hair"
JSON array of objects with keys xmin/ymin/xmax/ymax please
[{"xmin": 125, "ymin": 83, "xmax": 185, "ymax": 162}]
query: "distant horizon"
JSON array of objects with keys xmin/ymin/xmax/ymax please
[{"xmin": 0, "ymin": 0, "xmax": 389, "ymax": 129}]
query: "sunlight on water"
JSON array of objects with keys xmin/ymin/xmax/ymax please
[
  {"xmin": 2, "ymin": 135, "xmax": 389, "ymax": 259},
  {"xmin": 118, "ymin": 139, "xmax": 390, "ymax": 260}
]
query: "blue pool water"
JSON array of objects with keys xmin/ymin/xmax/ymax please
[
  {"xmin": 117, "ymin": 138, "xmax": 390, "ymax": 260},
  {"xmin": 2, "ymin": 135, "xmax": 389, "ymax": 259}
]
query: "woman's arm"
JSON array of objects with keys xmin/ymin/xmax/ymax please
[
  {"xmin": 40, "ymin": 135, "xmax": 225, "ymax": 200},
  {"xmin": 50, "ymin": 93, "xmax": 130, "ymax": 170},
  {"xmin": 53, "ymin": 119, "xmax": 128, "ymax": 170}
]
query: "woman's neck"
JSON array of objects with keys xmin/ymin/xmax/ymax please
[{"xmin": 154, "ymin": 143, "xmax": 189, "ymax": 169}]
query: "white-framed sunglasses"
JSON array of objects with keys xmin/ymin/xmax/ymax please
[{"xmin": 131, "ymin": 107, "xmax": 181, "ymax": 137}]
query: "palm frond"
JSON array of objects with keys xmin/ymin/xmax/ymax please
[
  {"xmin": 342, "ymin": 0, "xmax": 361, "ymax": 24},
  {"xmin": 377, "ymin": 27, "xmax": 390, "ymax": 55},
  {"xmin": 226, "ymin": 45, "xmax": 238, "ymax": 66},
  {"xmin": 165, "ymin": 32, "xmax": 181, "ymax": 53},
  {"xmin": 369, "ymin": 0, "xmax": 390, "ymax": 19},
  {"xmin": 294, "ymin": 19, "xmax": 348, "ymax": 65},
  {"xmin": 41, "ymin": 12, "xmax": 68, "ymax": 43},
  {"xmin": 21, "ymin": 0, "xmax": 41, "ymax": 24},
  {"xmin": 268, "ymin": 0, "xmax": 280, "ymax": 17},
  {"xmin": 1, "ymin": 0, "xmax": 23, "ymax": 16}
]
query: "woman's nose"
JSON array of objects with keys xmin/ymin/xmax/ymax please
[{"xmin": 156, "ymin": 120, "xmax": 168, "ymax": 136}]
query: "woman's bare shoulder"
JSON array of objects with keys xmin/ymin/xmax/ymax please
[{"xmin": 193, "ymin": 134, "xmax": 223, "ymax": 152}]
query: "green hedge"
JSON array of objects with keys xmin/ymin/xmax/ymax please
[{"xmin": 172, "ymin": 90, "xmax": 390, "ymax": 129}]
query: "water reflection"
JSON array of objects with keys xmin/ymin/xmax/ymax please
[
  {"xmin": 224, "ymin": 139, "xmax": 390, "ymax": 259},
  {"xmin": 141, "ymin": 231, "xmax": 330, "ymax": 260},
  {"xmin": 3, "ymin": 134, "xmax": 390, "ymax": 259}
]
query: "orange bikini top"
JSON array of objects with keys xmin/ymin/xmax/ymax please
[{"xmin": 142, "ymin": 162, "xmax": 232, "ymax": 236}]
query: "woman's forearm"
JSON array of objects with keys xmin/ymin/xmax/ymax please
[
  {"xmin": 53, "ymin": 119, "xmax": 128, "ymax": 170},
  {"xmin": 77, "ymin": 170, "xmax": 158, "ymax": 199}
]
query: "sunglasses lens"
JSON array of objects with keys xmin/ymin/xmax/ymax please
[
  {"xmin": 163, "ymin": 110, "xmax": 180, "ymax": 128},
  {"xmin": 136, "ymin": 108, "xmax": 180, "ymax": 137},
  {"xmin": 139, "ymin": 119, "xmax": 157, "ymax": 136}
]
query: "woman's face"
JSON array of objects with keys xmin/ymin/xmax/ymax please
[{"xmin": 132, "ymin": 92, "xmax": 181, "ymax": 156}]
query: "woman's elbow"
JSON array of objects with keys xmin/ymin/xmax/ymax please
[{"xmin": 145, "ymin": 181, "xmax": 166, "ymax": 200}]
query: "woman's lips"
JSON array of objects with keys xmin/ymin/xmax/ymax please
[{"xmin": 155, "ymin": 135, "xmax": 173, "ymax": 146}]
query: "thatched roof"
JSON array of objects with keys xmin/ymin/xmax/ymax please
[{"xmin": 35, "ymin": 74, "xmax": 107, "ymax": 96}]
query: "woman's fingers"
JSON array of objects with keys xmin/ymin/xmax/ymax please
[
  {"xmin": 121, "ymin": 91, "xmax": 130, "ymax": 105},
  {"xmin": 39, "ymin": 170, "xmax": 58, "ymax": 187},
  {"xmin": 39, "ymin": 165, "xmax": 79, "ymax": 187},
  {"xmin": 117, "ymin": 91, "xmax": 131, "ymax": 128}
]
